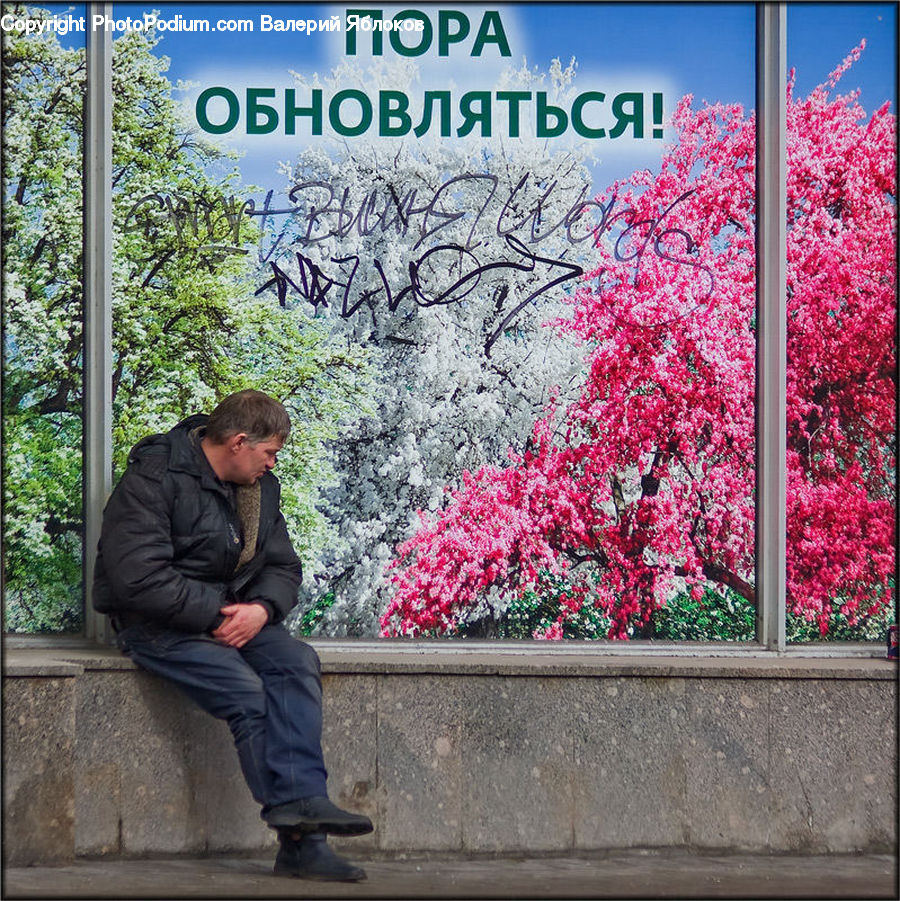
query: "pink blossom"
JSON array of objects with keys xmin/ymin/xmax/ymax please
[{"xmin": 381, "ymin": 50, "xmax": 895, "ymax": 640}]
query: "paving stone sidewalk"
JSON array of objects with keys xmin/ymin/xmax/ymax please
[{"xmin": 3, "ymin": 850, "xmax": 897, "ymax": 899}]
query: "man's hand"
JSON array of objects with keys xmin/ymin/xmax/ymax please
[{"xmin": 212, "ymin": 602, "xmax": 269, "ymax": 648}]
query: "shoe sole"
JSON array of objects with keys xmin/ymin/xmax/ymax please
[
  {"xmin": 266, "ymin": 815, "xmax": 374, "ymax": 836},
  {"xmin": 274, "ymin": 865, "xmax": 367, "ymax": 882}
]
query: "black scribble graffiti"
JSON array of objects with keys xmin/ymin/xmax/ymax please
[
  {"xmin": 126, "ymin": 170, "xmax": 715, "ymax": 344},
  {"xmin": 254, "ymin": 236, "xmax": 584, "ymax": 356}
]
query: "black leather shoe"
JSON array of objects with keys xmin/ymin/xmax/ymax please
[
  {"xmin": 264, "ymin": 796, "xmax": 374, "ymax": 835},
  {"xmin": 274, "ymin": 831, "xmax": 367, "ymax": 882}
]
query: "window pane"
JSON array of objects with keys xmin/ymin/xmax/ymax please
[
  {"xmin": 107, "ymin": 2, "xmax": 757, "ymax": 640},
  {"xmin": 785, "ymin": 3, "xmax": 897, "ymax": 643},
  {"xmin": 2, "ymin": 4, "xmax": 87, "ymax": 633}
]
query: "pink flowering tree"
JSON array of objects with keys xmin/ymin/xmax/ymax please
[{"xmin": 381, "ymin": 48, "xmax": 896, "ymax": 640}]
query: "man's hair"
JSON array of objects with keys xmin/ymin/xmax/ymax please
[{"xmin": 205, "ymin": 390, "xmax": 291, "ymax": 445}]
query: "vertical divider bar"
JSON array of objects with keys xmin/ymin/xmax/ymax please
[
  {"xmin": 755, "ymin": 3, "xmax": 788, "ymax": 652},
  {"xmin": 83, "ymin": 3, "xmax": 113, "ymax": 643}
]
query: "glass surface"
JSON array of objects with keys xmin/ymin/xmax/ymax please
[
  {"xmin": 785, "ymin": 3, "xmax": 897, "ymax": 643},
  {"xmin": 99, "ymin": 1, "xmax": 760, "ymax": 640},
  {"xmin": 6, "ymin": 4, "xmax": 892, "ymax": 645},
  {"xmin": 2, "ymin": 3, "xmax": 87, "ymax": 632}
]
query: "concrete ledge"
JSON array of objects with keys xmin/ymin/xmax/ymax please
[
  {"xmin": 312, "ymin": 646, "xmax": 897, "ymax": 679},
  {"xmin": 2, "ymin": 666, "xmax": 78, "ymax": 866},
  {"xmin": 3, "ymin": 656, "xmax": 86, "ymax": 677},
  {"xmin": 6, "ymin": 643, "xmax": 896, "ymax": 679},
  {"xmin": 3, "ymin": 644, "xmax": 897, "ymax": 866}
]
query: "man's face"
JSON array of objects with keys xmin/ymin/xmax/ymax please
[{"xmin": 229, "ymin": 434, "xmax": 283, "ymax": 485}]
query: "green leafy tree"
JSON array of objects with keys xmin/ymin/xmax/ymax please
[
  {"xmin": 2, "ymin": 9, "xmax": 372, "ymax": 631},
  {"xmin": 2, "ymin": 8, "xmax": 87, "ymax": 631}
]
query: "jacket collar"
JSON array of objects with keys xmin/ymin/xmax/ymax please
[
  {"xmin": 166, "ymin": 415, "xmax": 232, "ymax": 496},
  {"xmin": 131, "ymin": 413, "xmax": 275, "ymax": 500},
  {"xmin": 164, "ymin": 414, "xmax": 208, "ymax": 473}
]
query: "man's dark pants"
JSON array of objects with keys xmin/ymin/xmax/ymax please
[{"xmin": 116, "ymin": 622, "xmax": 328, "ymax": 812}]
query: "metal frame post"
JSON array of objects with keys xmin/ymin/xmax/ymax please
[
  {"xmin": 755, "ymin": 2, "xmax": 788, "ymax": 652},
  {"xmin": 83, "ymin": 3, "xmax": 114, "ymax": 643}
]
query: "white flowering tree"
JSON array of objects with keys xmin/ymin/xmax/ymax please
[{"xmin": 264, "ymin": 60, "xmax": 600, "ymax": 635}]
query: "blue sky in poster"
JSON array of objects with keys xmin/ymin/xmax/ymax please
[{"xmin": 45, "ymin": 2, "xmax": 897, "ymax": 195}]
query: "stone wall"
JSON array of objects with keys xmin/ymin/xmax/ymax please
[{"xmin": 3, "ymin": 645, "xmax": 896, "ymax": 866}]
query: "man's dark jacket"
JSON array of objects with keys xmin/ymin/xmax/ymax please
[{"xmin": 93, "ymin": 414, "xmax": 302, "ymax": 632}]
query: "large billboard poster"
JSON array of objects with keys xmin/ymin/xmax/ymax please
[{"xmin": 2, "ymin": 3, "xmax": 896, "ymax": 642}]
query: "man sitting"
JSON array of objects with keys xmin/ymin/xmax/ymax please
[{"xmin": 93, "ymin": 389, "xmax": 372, "ymax": 881}]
